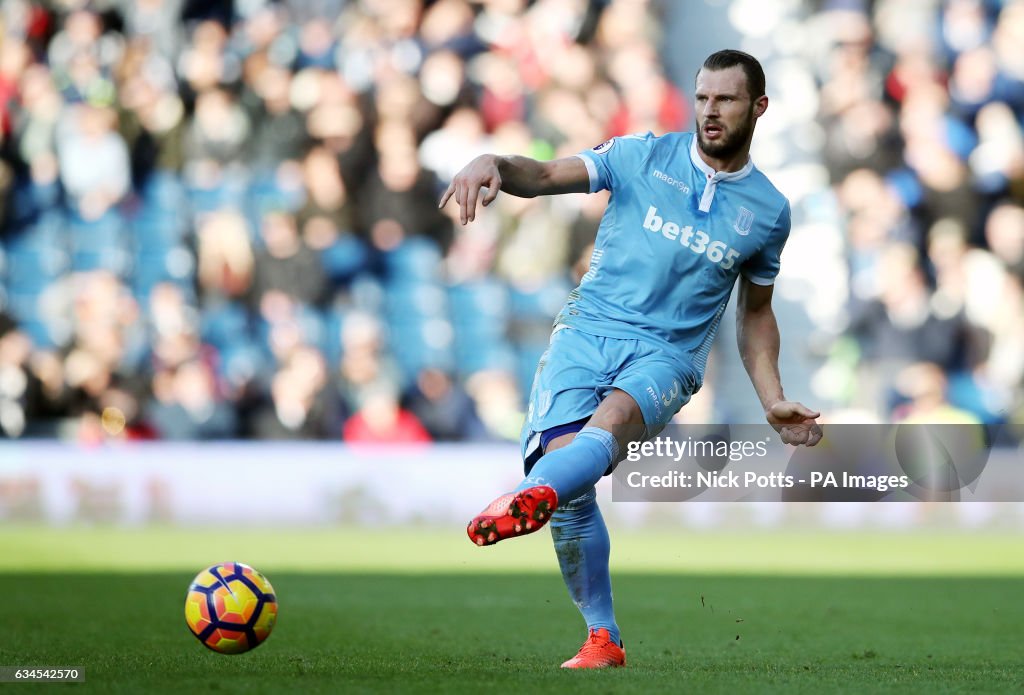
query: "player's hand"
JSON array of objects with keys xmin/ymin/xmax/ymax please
[
  {"xmin": 766, "ymin": 401, "xmax": 823, "ymax": 447},
  {"xmin": 438, "ymin": 154, "xmax": 502, "ymax": 225}
]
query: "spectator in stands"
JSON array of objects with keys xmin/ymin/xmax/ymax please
[
  {"xmin": 848, "ymin": 242, "xmax": 972, "ymax": 411},
  {"xmin": 0, "ymin": 313, "xmax": 32, "ymax": 437},
  {"xmin": 418, "ymin": 107, "xmax": 491, "ymax": 185},
  {"xmin": 147, "ymin": 358, "xmax": 237, "ymax": 439},
  {"xmin": 251, "ymin": 210, "xmax": 327, "ymax": 309},
  {"xmin": 242, "ymin": 58, "xmax": 308, "ymax": 172},
  {"xmin": 303, "ymin": 71, "xmax": 373, "ymax": 184},
  {"xmin": 405, "ymin": 367, "xmax": 487, "ymax": 441},
  {"xmin": 177, "ymin": 20, "xmax": 236, "ymax": 98},
  {"xmin": 251, "ymin": 345, "xmax": 336, "ymax": 439},
  {"xmin": 62, "ymin": 347, "xmax": 115, "ymax": 424},
  {"xmin": 971, "ymin": 102, "xmax": 1024, "ymax": 205},
  {"xmin": 296, "ymin": 145, "xmax": 371, "ymax": 286},
  {"xmin": 295, "ymin": 18, "xmax": 338, "ymax": 70},
  {"xmin": 892, "ymin": 362, "xmax": 981, "ymax": 424},
  {"xmin": 464, "ymin": 369, "xmax": 523, "ymax": 442},
  {"xmin": 196, "ymin": 210, "xmax": 254, "ymax": 304},
  {"xmin": 358, "ymin": 118, "xmax": 452, "ymax": 252},
  {"xmin": 899, "ymin": 84, "xmax": 981, "ymax": 235},
  {"xmin": 116, "ymin": 52, "xmax": 187, "ymax": 183},
  {"xmin": 78, "ymin": 382, "xmax": 157, "ymax": 443},
  {"xmin": 0, "ymin": 155, "xmax": 11, "ymax": 231},
  {"xmin": 336, "ymin": 312, "xmax": 401, "ymax": 416},
  {"xmin": 419, "ymin": 0, "xmax": 484, "ymax": 59},
  {"xmin": 183, "ymin": 87, "xmax": 250, "ymax": 169},
  {"xmin": 57, "ymin": 104, "xmax": 131, "ymax": 220},
  {"xmin": 978, "ymin": 273, "xmax": 1024, "ymax": 409},
  {"xmin": 343, "ymin": 382, "xmax": 431, "ymax": 444},
  {"xmin": 985, "ymin": 202, "xmax": 1024, "ymax": 280},
  {"xmin": 120, "ymin": 0, "xmax": 185, "ymax": 62},
  {"xmin": 298, "ymin": 145, "xmax": 355, "ymax": 235},
  {"xmin": 69, "ymin": 271, "xmax": 145, "ymax": 375},
  {"xmin": 302, "ymin": 214, "xmax": 371, "ymax": 289},
  {"xmin": 0, "ymin": 38, "xmax": 30, "ymax": 138},
  {"xmin": 10, "ymin": 64, "xmax": 62, "ymax": 206},
  {"xmin": 0, "ymin": 0, "xmax": 1021, "ymax": 443}
]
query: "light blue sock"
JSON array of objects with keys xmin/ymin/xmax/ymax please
[
  {"xmin": 515, "ymin": 426, "xmax": 618, "ymax": 504},
  {"xmin": 550, "ymin": 488, "xmax": 620, "ymax": 646}
]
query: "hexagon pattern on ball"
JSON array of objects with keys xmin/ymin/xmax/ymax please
[{"xmin": 184, "ymin": 562, "xmax": 277, "ymax": 654}]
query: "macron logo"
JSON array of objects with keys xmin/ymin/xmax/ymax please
[
  {"xmin": 642, "ymin": 205, "xmax": 741, "ymax": 271},
  {"xmin": 652, "ymin": 169, "xmax": 690, "ymax": 194}
]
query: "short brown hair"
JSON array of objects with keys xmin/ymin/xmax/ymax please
[{"xmin": 698, "ymin": 50, "xmax": 766, "ymax": 101}]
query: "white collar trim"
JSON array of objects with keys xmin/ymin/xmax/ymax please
[
  {"xmin": 689, "ymin": 134, "xmax": 754, "ymax": 182},
  {"xmin": 690, "ymin": 134, "xmax": 754, "ymax": 212}
]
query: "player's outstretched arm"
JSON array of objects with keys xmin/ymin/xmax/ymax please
[
  {"xmin": 736, "ymin": 277, "xmax": 823, "ymax": 447},
  {"xmin": 438, "ymin": 154, "xmax": 590, "ymax": 225}
]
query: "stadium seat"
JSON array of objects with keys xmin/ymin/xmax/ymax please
[
  {"xmin": 319, "ymin": 234, "xmax": 372, "ymax": 285},
  {"xmin": 509, "ymin": 279, "xmax": 571, "ymax": 320},
  {"xmin": 6, "ymin": 290, "xmax": 42, "ymax": 324},
  {"xmin": 349, "ymin": 274, "xmax": 386, "ymax": 313},
  {"xmin": 16, "ymin": 319, "xmax": 57, "ymax": 349},
  {"xmin": 68, "ymin": 211, "xmax": 130, "ymax": 275},
  {"xmin": 319, "ymin": 306, "xmax": 348, "ymax": 367},
  {"xmin": 139, "ymin": 173, "xmax": 189, "ymax": 214},
  {"xmin": 218, "ymin": 342, "xmax": 268, "ymax": 387},
  {"xmin": 447, "ymin": 280, "xmax": 514, "ymax": 376},
  {"xmin": 245, "ymin": 173, "xmax": 304, "ymax": 231},
  {"xmin": 386, "ymin": 281, "xmax": 448, "ymax": 319},
  {"xmin": 200, "ymin": 301, "xmax": 252, "ymax": 351},
  {"xmin": 388, "ymin": 314, "xmax": 455, "ymax": 374},
  {"xmin": 132, "ymin": 247, "xmax": 196, "ymax": 300},
  {"xmin": 448, "ymin": 279, "xmax": 510, "ymax": 326},
  {"xmin": 383, "ymin": 237, "xmax": 443, "ymax": 283},
  {"xmin": 5, "ymin": 249, "xmax": 69, "ymax": 292},
  {"xmin": 133, "ymin": 212, "xmax": 189, "ymax": 253},
  {"xmin": 5, "ymin": 212, "xmax": 69, "ymax": 256},
  {"xmin": 253, "ymin": 304, "xmax": 327, "ymax": 358},
  {"xmin": 7, "ymin": 179, "xmax": 61, "ymax": 229},
  {"xmin": 187, "ymin": 178, "xmax": 247, "ymax": 216}
]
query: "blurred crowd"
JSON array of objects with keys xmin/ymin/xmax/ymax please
[
  {"xmin": 0, "ymin": 0, "xmax": 1020, "ymax": 444},
  {"xmin": 805, "ymin": 0, "xmax": 1023, "ymax": 432},
  {"xmin": 0, "ymin": 0, "xmax": 687, "ymax": 442}
]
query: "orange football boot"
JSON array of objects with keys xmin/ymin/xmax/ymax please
[
  {"xmin": 560, "ymin": 628, "xmax": 626, "ymax": 669},
  {"xmin": 466, "ymin": 485, "xmax": 558, "ymax": 546}
]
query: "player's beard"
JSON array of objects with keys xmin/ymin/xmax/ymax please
[{"xmin": 696, "ymin": 105, "xmax": 755, "ymax": 161}]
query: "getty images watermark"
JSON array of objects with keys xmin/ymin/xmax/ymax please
[{"xmin": 610, "ymin": 424, "xmax": 1016, "ymax": 502}]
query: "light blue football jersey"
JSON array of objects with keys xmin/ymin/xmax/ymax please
[{"xmin": 561, "ymin": 131, "xmax": 791, "ymax": 388}]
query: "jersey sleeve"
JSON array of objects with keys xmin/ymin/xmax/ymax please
[
  {"xmin": 574, "ymin": 132, "xmax": 656, "ymax": 193},
  {"xmin": 740, "ymin": 200, "xmax": 791, "ymax": 286}
]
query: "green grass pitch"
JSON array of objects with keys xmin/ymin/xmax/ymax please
[{"xmin": 1, "ymin": 528, "xmax": 1023, "ymax": 694}]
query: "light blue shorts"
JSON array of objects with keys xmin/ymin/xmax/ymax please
[{"xmin": 520, "ymin": 326, "xmax": 697, "ymax": 464}]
